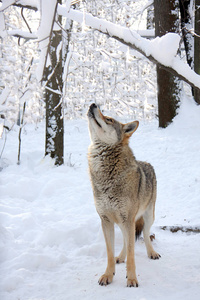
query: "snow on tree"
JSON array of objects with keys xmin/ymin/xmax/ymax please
[
  {"xmin": 59, "ymin": 5, "xmax": 200, "ymax": 91},
  {"xmin": 61, "ymin": 1, "xmax": 157, "ymax": 120},
  {"xmin": 0, "ymin": 5, "xmax": 42, "ymax": 125}
]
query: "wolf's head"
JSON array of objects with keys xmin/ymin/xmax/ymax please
[{"xmin": 87, "ymin": 103, "xmax": 139, "ymax": 145}]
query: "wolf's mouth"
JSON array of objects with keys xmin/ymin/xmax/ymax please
[
  {"xmin": 94, "ymin": 118, "xmax": 102, "ymax": 128},
  {"xmin": 88, "ymin": 104, "xmax": 102, "ymax": 128}
]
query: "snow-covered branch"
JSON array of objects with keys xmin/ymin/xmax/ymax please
[
  {"xmin": 58, "ymin": 6, "xmax": 200, "ymax": 92},
  {"xmin": 0, "ymin": 0, "xmax": 39, "ymax": 12},
  {"xmin": 7, "ymin": 29, "xmax": 37, "ymax": 40}
]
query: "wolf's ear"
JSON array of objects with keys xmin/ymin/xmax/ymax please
[{"xmin": 123, "ymin": 121, "xmax": 139, "ymax": 136}]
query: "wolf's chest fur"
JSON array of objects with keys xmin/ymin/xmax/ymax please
[
  {"xmin": 88, "ymin": 142, "xmax": 140, "ymax": 214},
  {"xmin": 88, "ymin": 140, "xmax": 156, "ymax": 222}
]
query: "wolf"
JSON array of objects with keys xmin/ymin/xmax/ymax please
[{"xmin": 87, "ymin": 103, "xmax": 160, "ymax": 287}]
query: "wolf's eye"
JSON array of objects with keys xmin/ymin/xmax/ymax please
[{"xmin": 105, "ymin": 118, "xmax": 113, "ymax": 124}]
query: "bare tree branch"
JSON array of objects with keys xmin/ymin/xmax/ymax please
[
  {"xmin": 21, "ymin": 7, "xmax": 32, "ymax": 33},
  {"xmin": 0, "ymin": 0, "xmax": 80, "ymax": 13},
  {"xmin": 17, "ymin": 101, "xmax": 26, "ymax": 165}
]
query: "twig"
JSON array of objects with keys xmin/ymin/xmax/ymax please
[
  {"xmin": 0, "ymin": 122, "xmax": 8, "ymax": 159},
  {"xmin": 17, "ymin": 101, "xmax": 26, "ymax": 165},
  {"xmin": 21, "ymin": 7, "xmax": 32, "ymax": 33}
]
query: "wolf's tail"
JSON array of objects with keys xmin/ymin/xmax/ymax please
[{"xmin": 135, "ymin": 216, "xmax": 144, "ymax": 240}]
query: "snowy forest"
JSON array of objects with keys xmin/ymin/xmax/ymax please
[{"xmin": 0, "ymin": 1, "xmax": 200, "ymax": 300}]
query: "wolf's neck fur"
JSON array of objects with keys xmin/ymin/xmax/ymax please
[{"xmin": 88, "ymin": 141, "xmax": 137, "ymax": 177}]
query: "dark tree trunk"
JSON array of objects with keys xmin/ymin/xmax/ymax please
[
  {"xmin": 194, "ymin": 0, "xmax": 200, "ymax": 104},
  {"xmin": 44, "ymin": 28, "xmax": 64, "ymax": 165},
  {"xmin": 154, "ymin": 0, "xmax": 181, "ymax": 128},
  {"xmin": 44, "ymin": 2, "xmax": 64, "ymax": 166},
  {"xmin": 43, "ymin": 1, "xmax": 74, "ymax": 165},
  {"xmin": 179, "ymin": 0, "xmax": 194, "ymax": 68},
  {"xmin": 179, "ymin": 0, "xmax": 194, "ymax": 97}
]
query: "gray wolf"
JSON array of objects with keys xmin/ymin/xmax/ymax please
[{"xmin": 87, "ymin": 103, "xmax": 160, "ymax": 287}]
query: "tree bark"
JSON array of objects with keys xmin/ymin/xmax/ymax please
[
  {"xmin": 44, "ymin": 2, "xmax": 74, "ymax": 166},
  {"xmin": 179, "ymin": 0, "xmax": 194, "ymax": 68},
  {"xmin": 194, "ymin": 0, "xmax": 200, "ymax": 104},
  {"xmin": 154, "ymin": 0, "xmax": 181, "ymax": 128},
  {"xmin": 44, "ymin": 4, "xmax": 64, "ymax": 166}
]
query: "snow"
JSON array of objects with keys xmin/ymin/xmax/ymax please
[
  {"xmin": 148, "ymin": 33, "xmax": 180, "ymax": 65},
  {"xmin": 63, "ymin": 50, "xmax": 72, "ymax": 82},
  {"xmin": 0, "ymin": 87, "xmax": 10, "ymax": 106},
  {"xmin": 0, "ymin": 0, "xmax": 16, "ymax": 11},
  {"xmin": 17, "ymin": 0, "xmax": 40, "ymax": 10},
  {"xmin": 0, "ymin": 95, "xmax": 200, "ymax": 300},
  {"xmin": 36, "ymin": 0, "xmax": 74, "ymax": 82},
  {"xmin": 0, "ymin": 122, "xmax": 3, "ymax": 138},
  {"xmin": 137, "ymin": 29, "xmax": 155, "ymax": 38},
  {"xmin": 0, "ymin": 12, "xmax": 6, "ymax": 38},
  {"xmin": 64, "ymin": 0, "xmax": 73, "ymax": 13},
  {"xmin": 7, "ymin": 30, "xmax": 37, "ymax": 40},
  {"xmin": 58, "ymin": 6, "xmax": 200, "ymax": 90}
]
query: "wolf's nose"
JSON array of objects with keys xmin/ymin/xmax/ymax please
[{"xmin": 90, "ymin": 103, "xmax": 97, "ymax": 109}]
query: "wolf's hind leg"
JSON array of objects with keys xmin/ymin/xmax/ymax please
[
  {"xmin": 115, "ymin": 216, "xmax": 144, "ymax": 264},
  {"xmin": 98, "ymin": 219, "xmax": 115, "ymax": 286},
  {"xmin": 143, "ymin": 204, "xmax": 161, "ymax": 259}
]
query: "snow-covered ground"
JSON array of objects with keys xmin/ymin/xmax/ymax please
[{"xmin": 0, "ymin": 96, "xmax": 200, "ymax": 300}]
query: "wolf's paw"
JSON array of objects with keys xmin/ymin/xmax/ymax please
[
  {"xmin": 115, "ymin": 256, "xmax": 125, "ymax": 264},
  {"xmin": 149, "ymin": 251, "xmax": 161, "ymax": 260},
  {"xmin": 98, "ymin": 273, "xmax": 114, "ymax": 286},
  {"xmin": 127, "ymin": 278, "xmax": 139, "ymax": 287}
]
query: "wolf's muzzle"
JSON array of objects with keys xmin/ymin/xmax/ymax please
[
  {"xmin": 87, "ymin": 103, "xmax": 97, "ymax": 119},
  {"xmin": 87, "ymin": 103, "xmax": 102, "ymax": 128}
]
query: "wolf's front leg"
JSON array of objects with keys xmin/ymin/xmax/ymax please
[
  {"xmin": 98, "ymin": 218, "xmax": 115, "ymax": 286},
  {"xmin": 123, "ymin": 220, "xmax": 138, "ymax": 287}
]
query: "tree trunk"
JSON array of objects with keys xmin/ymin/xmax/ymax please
[
  {"xmin": 154, "ymin": 0, "xmax": 181, "ymax": 128},
  {"xmin": 194, "ymin": 0, "xmax": 200, "ymax": 104},
  {"xmin": 179, "ymin": 0, "xmax": 194, "ymax": 68},
  {"xmin": 179, "ymin": 0, "xmax": 194, "ymax": 97},
  {"xmin": 44, "ymin": 8, "xmax": 64, "ymax": 166}
]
